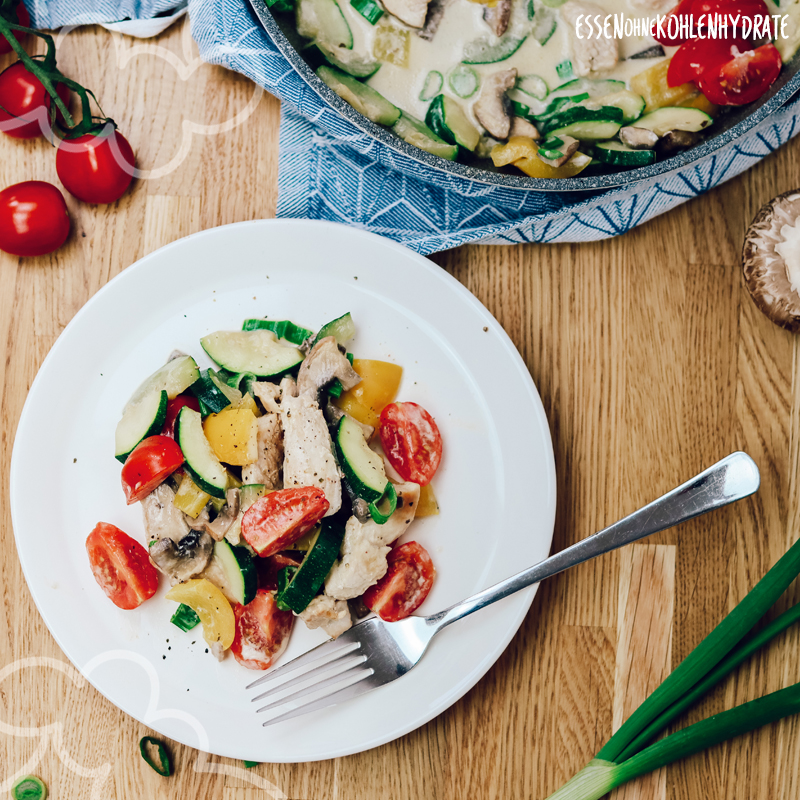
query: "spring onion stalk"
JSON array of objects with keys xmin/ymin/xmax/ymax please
[
  {"xmin": 617, "ymin": 600, "xmax": 800, "ymax": 760},
  {"xmin": 547, "ymin": 683, "xmax": 800, "ymax": 800},
  {"xmin": 597, "ymin": 536, "xmax": 800, "ymax": 763}
]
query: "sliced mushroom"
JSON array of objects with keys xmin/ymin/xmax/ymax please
[
  {"xmin": 383, "ymin": 0, "xmax": 431, "ymax": 28},
  {"xmin": 655, "ymin": 129, "xmax": 699, "ymax": 157},
  {"xmin": 185, "ymin": 505, "xmax": 211, "ymax": 531},
  {"xmin": 296, "ymin": 335, "xmax": 361, "ymax": 397},
  {"xmin": 483, "ymin": 0, "xmax": 511, "ymax": 36},
  {"xmin": 538, "ymin": 135, "xmax": 579, "ymax": 167},
  {"xmin": 201, "ymin": 489, "xmax": 241, "ymax": 541},
  {"xmin": 417, "ymin": 0, "xmax": 449, "ymax": 40},
  {"xmin": 509, "ymin": 117, "xmax": 540, "ymax": 140},
  {"xmin": 474, "ymin": 68, "xmax": 517, "ymax": 141},
  {"xmin": 619, "ymin": 126, "xmax": 659, "ymax": 150},
  {"xmin": 142, "ymin": 484, "xmax": 190, "ymax": 544},
  {"xmin": 149, "ymin": 530, "xmax": 214, "ymax": 582},
  {"xmin": 742, "ymin": 190, "xmax": 800, "ymax": 332}
]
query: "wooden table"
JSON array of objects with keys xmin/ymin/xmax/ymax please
[{"xmin": 2, "ymin": 17, "xmax": 800, "ymax": 800}]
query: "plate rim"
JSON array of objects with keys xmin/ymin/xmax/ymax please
[{"xmin": 9, "ymin": 219, "xmax": 557, "ymax": 760}]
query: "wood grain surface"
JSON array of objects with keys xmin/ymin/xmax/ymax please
[{"xmin": 1, "ymin": 17, "xmax": 800, "ymax": 800}]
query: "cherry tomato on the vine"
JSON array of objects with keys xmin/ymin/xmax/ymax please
[
  {"xmin": 0, "ymin": 3, "xmax": 31, "ymax": 55},
  {"xmin": 56, "ymin": 129, "xmax": 136, "ymax": 204},
  {"xmin": 0, "ymin": 181, "xmax": 70, "ymax": 257},
  {"xmin": 0, "ymin": 61, "xmax": 70, "ymax": 139}
]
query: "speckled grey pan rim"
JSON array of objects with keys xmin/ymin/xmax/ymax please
[{"xmin": 248, "ymin": 0, "xmax": 800, "ymax": 193}]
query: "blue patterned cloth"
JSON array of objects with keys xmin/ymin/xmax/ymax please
[{"xmin": 27, "ymin": 0, "xmax": 800, "ymax": 253}]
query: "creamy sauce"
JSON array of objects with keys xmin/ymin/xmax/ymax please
[{"xmin": 337, "ymin": 0, "xmax": 668, "ymax": 128}]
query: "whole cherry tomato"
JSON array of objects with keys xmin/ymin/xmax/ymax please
[
  {"xmin": 379, "ymin": 401, "xmax": 443, "ymax": 486},
  {"xmin": 667, "ymin": 36, "xmax": 750, "ymax": 88},
  {"xmin": 56, "ymin": 129, "xmax": 136, "ymax": 204},
  {"xmin": 231, "ymin": 590, "xmax": 294, "ymax": 670},
  {"xmin": 0, "ymin": 61, "xmax": 70, "ymax": 139},
  {"xmin": 242, "ymin": 487, "xmax": 329, "ymax": 556},
  {"xmin": 161, "ymin": 394, "xmax": 200, "ymax": 438},
  {"xmin": 698, "ymin": 44, "xmax": 782, "ymax": 106},
  {"xmin": 86, "ymin": 522, "xmax": 159, "ymax": 610},
  {"xmin": 0, "ymin": 181, "xmax": 69, "ymax": 257},
  {"xmin": 0, "ymin": 3, "xmax": 31, "ymax": 56},
  {"xmin": 120, "ymin": 434, "xmax": 184, "ymax": 504},
  {"xmin": 363, "ymin": 541, "xmax": 435, "ymax": 622}
]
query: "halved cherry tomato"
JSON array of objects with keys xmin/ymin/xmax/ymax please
[
  {"xmin": 667, "ymin": 36, "xmax": 750, "ymax": 88},
  {"xmin": 231, "ymin": 590, "xmax": 294, "ymax": 670},
  {"xmin": 162, "ymin": 394, "xmax": 200, "ymax": 438},
  {"xmin": 363, "ymin": 541, "xmax": 435, "ymax": 622},
  {"xmin": 242, "ymin": 487, "xmax": 329, "ymax": 556},
  {"xmin": 0, "ymin": 62, "xmax": 70, "ymax": 139},
  {"xmin": 120, "ymin": 435, "xmax": 184, "ymax": 504},
  {"xmin": 698, "ymin": 44, "xmax": 782, "ymax": 106},
  {"xmin": 654, "ymin": 0, "xmax": 768, "ymax": 45},
  {"xmin": 55, "ymin": 129, "xmax": 136, "ymax": 204},
  {"xmin": 379, "ymin": 402, "xmax": 442, "ymax": 486},
  {"xmin": 0, "ymin": 181, "xmax": 70, "ymax": 257},
  {"xmin": 86, "ymin": 522, "xmax": 159, "ymax": 610},
  {"xmin": 0, "ymin": 3, "xmax": 30, "ymax": 55}
]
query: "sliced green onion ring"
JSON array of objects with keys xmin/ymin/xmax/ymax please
[
  {"xmin": 139, "ymin": 736, "xmax": 173, "ymax": 777},
  {"xmin": 368, "ymin": 482, "xmax": 397, "ymax": 524},
  {"xmin": 420, "ymin": 71, "xmax": 443, "ymax": 102},
  {"xmin": 11, "ymin": 776, "xmax": 47, "ymax": 800}
]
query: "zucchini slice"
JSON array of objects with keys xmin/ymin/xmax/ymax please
[
  {"xmin": 314, "ymin": 311, "xmax": 356, "ymax": 346},
  {"xmin": 306, "ymin": 41, "xmax": 381, "ymax": 78},
  {"xmin": 176, "ymin": 406, "xmax": 229, "ymax": 499},
  {"xmin": 114, "ymin": 388, "xmax": 167, "ymax": 463},
  {"xmin": 200, "ymin": 330, "xmax": 304, "ymax": 378},
  {"xmin": 580, "ymin": 90, "xmax": 645, "ymax": 124},
  {"xmin": 425, "ymin": 94, "xmax": 480, "ymax": 152},
  {"xmin": 317, "ymin": 66, "xmax": 401, "ymax": 126},
  {"xmin": 296, "ymin": 0, "xmax": 353, "ymax": 49},
  {"xmin": 556, "ymin": 78, "xmax": 626, "ymax": 97},
  {"xmin": 593, "ymin": 141, "xmax": 656, "ymax": 167},
  {"xmin": 335, "ymin": 415, "xmax": 388, "ymax": 502},
  {"xmin": 275, "ymin": 518, "xmax": 346, "ymax": 613},
  {"xmin": 540, "ymin": 106, "xmax": 624, "ymax": 139},
  {"xmin": 632, "ymin": 107, "xmax": 713, "ymax": 137},
  {"xmin": 242, "ymin": 318, "xmax": 314, "ymax": 345},
  {"xmin": 463, "ymin": 34, "xmax": 526, "ymax": 65},
  {"xmin": 123, "ymin": 355, "xmax": 199, "ymax": 413},
  {"xmin": 392, "ymin": 112, "xmax": 459, "ymax": 161},
  {"xmin": 213, "ymin": 540, "xmax": 257, "ymax": 605},
  {"xmin": 190, "ymin": 369, "xmax": 235, "ymax": 414}
]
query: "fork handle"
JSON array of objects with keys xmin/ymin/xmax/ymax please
[{"xmin": 424, "ymin": 452, "xmax": 760, "ymax": 633}]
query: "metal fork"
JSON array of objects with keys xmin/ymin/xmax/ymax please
[{"xmin": 247, "ymin": 451, "xmax": 760, "ymax": 726}]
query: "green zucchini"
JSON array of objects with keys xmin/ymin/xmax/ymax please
[
  {"xmin": 123, "ymin": 355, "xmax": 200, "ymax": 413},
  {"xmin": 200, "ymin": 330, "xmax": 304, "ymax": 378},
  {"xmin": 313, "ymin": 311, "xmax": 356, "ymax": 346},
  {"xmin": 176, "ymin": 406, "xmax": 228, "ymax": 499},
  {"xmin": 335, "ymin": 415, "xmax": 389, "ymax": 502},
  {"xmin": 275, "ymin": 518, "xmax": 346, "ymax": 613},
  {"xmin": 190, "ymin": 369, "xmax": 233, "ymax": 414},
  {"xmin": 115, "ymin": 388, "xmax": 167, "ymax": 463},
  {"xmin": 242, "ymin": 318, "xmax": 314, "ymax": 345},
  {"xmin": 632, "ymin": 107, "xmax": 713, "ymax": 137},
  {"xmin": 305, "ymin": 42, "xmax": 381, "ymax": 78},
  {"xmin": 317, "ymin": 66, "xmax": 401, "ymax": 126},
  {"xmin": 556, "ymin": 78, "xmax": 626, "ymax": 97},
  {"xmin": 593, "ymin": 140, "xmax": 656, "ymax": 167},
  {"xmin": 540, "ymin": 106, "xmax": 624, "ymax": 139},
  {"xmin": 392, "ymin": 112, "xmax": 459, "ymax": 161},
  {"xmin": 532, "ymin": 7, "xmax": 557, "ymax": 44},
  {"xmin": 579, "ymin": 90, "xmax": 645, "ymax": 124},
  {"xmin": 425, "ymin": 94, "xmax": 480, "ymax": 152},
  {"xmin": 296, "ymin": 0, "xmax": 353, "ymax": 49},
  {"xmin": 463, "ymin": 34, "xmax": 526, "ymax": 64},
  {"xmin": 214, "ymin": 539, "xmax": 257, "ymax": 605}
]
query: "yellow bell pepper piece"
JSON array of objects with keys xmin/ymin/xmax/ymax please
[
  {"xmin": 202, "ymin": 407, "xmax": 258, "ymax": 466},
  {"xmin": 166, "ymin": 579, "xmax": 235, "ymax": 649},
  {"xmin": 338, "ymin": 359, "xmax": 403, "ymax": 431},
  {"xmin": 173, "ymin": 472, "xmax": 211, "ymax": 518},
  {"xmin": 630, "ymin": 59, "xmax": 696, "ymax": 112},
  {"xmin": 679, "ymin": 91, "xmax": 718, "ymax": 117},
  {"xmin": 416, "ymin": 483, "xmax": 440, "ymax": 517},
  {"xmin": 491, "ymin": 136, "xmax": 539, "ymax": 167},
  {"xmin": 513, "ymin": 150, "xmax": 591, "ymax": 179},
  {"xmin": 234, "ymin": 392, "xmax": 261, "ymax": 417}
]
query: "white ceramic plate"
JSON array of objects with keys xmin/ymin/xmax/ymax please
[{"xmin": 10, "ymin": 220, "xmax": 556, "ymax": 762}]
